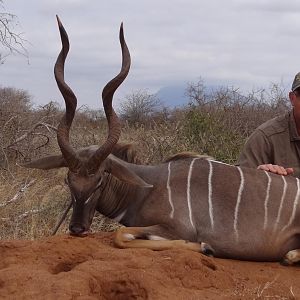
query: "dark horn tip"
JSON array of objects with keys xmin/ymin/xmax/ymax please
[
  {"xmin": 56, "ymin": 15, "xmax": 62, "ymax": 28},
  {"xmin": 119, "ymin": 22, "xmax": 124, "ymax": 41},
  {"xmin": 120, "ymin": 22, "xmax": 124, "ymax": 32}
]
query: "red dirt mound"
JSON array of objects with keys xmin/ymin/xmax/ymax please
[{"xmin": 0, "ymin": 233, "xmax": 299, "ymax": 299}]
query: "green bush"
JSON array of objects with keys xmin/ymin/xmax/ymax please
[{"xmin": 182, "ymin": 108, "xmax": 244, "ymax": 163}]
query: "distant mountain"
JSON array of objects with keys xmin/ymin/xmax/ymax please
[
  {"xmin": 156, "ymin": 83, "xmax": 247, "ymax": 108},
  {"xmin": 156, "ymin": 85, "xmax": 189, "ymax": 108}
]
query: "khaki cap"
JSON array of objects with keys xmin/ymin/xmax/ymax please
[{"xmin": 292, "ymin": 72, "xmax": 300, "ymax": 91}]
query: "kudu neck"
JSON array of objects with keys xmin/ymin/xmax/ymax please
[{"xmin": 96, "ymin": 173, "xmax": 138, "ymax": 220}]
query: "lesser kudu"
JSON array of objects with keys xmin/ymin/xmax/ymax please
[{"xmin": 24, "ymin": 16, "xmax": 300, "ymax": 265}]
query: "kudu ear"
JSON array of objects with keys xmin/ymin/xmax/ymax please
[
  {"xmin": 105, "ymin": 157, "xmax": 153, "ymax": 188},
  {"xmin": 20, "ymin": 155, "xmax": 67, "ymax": 170}
]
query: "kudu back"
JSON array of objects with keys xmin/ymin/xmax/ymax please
[{"xmin": 24, "ymin": 16, "xmax": 300, "ymax": 265}]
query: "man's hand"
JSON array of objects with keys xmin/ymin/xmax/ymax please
[{"xmin": 257, "ymin": 164, "xmax": 294, "ymax": 176}]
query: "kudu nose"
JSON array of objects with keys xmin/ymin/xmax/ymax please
[{"xmin": 69, "ymin": 224, "xmax": 86, "ymax": 236}]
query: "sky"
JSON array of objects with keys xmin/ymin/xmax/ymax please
[{"xmin": 1, "ymin": 0, "xmax": 300, "ymax": 109}]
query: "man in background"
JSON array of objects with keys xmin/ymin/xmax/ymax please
[{"xmin": 237, "ymin": 72, "xmax": 300, "ymax": 178}]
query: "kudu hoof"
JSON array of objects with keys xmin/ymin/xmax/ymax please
[
  {"xmin": 280, "ymin": 258, "xmax": 292, "ymax": 266},
  {"xmin": 280, "ymin": 250, "xmax": 300, "ymax": 266},
  {"xmin": 200, "ymin": 242, "xmax": 215, "ymax": 257}
]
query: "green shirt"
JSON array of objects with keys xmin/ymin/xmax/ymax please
[{"xmin": 237, "ymin": 111, "xmax": 300, "ymax": 178}]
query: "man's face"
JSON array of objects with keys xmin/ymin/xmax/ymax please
[{"xmin": 289, "ymin": 90, "xmax": 300, "ymax": 122}]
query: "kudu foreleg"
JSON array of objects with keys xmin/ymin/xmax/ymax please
[
  {"xmin": 114, "ymin": 226, "xmax": 214, "ymax": 255},
  {"xmin": 281, "ymin": 249, "xmax": 300, "ymax": 266}
]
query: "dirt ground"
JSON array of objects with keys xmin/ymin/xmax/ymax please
[{"xmin": 0, "ymin": 232, "xmax": 299, "ymax": 300}]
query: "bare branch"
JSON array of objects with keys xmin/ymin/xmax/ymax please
[
  {"xmin": 5, "ymin": 121, "xmax": 57, "ymax": 148},
  {"xmin": 16, "ymin": 208, "xmax": 43, "ymax": 221},
  {"xmin": 0, "ymin": 2, "xmax": 28, "ymax": 63},
  {"xmin": 0, "ymin": 179, "xmax": 36, "ymax": 208},
  {"xmin": 52, "ymin": 199, "xmax": 72, "ymax": 235},
  {"xmin": 31, "ymin": 133, "xmax": 50, "ymax": 150}
]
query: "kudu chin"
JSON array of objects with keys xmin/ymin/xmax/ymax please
[{"xmin": 23, "ymin": 16, "xmax": 300, "ymax": 266}]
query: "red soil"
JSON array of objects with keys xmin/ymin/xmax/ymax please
[{"xmin": 0, "ymin": 233, "xmax": 299, "ymax": 299}]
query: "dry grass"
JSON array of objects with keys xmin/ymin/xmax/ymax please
[
  {"xmin": 0, "ymin": 167, "xmax": 67, "ymax": 239},
  {"xmin": 0, "ymin": 164, "xmax": 126, "ymax": 239},
  {"xmin": 0, "ymin": 83, "xmax": 291, "ymax": 240},
  {"xmin": 231, "ymin": 275, "xmax": 297, "ymax": 299}
]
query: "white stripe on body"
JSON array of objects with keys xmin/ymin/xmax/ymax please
[
  {"xmin": 274, "ymin": 176, "xmax": 287, "ymax": 232},
  {"xmin": 187, "ymin": 158, "xmax": 199, "ymax": 229},
  {"xmin": 263, "ymin": 171, "xmax": 272, "ymax": 230},
  {"xmin": 167, "ymin": 162, "xmax": 175, "ymax": 218},
  {"xmin": 281, "ymin": 178, "xmax": 300, "ymax": 232},
  {"xmin": 208, "ymin": 160, "xmax": 214, "ymax": 230},
  {"xmin": 234, "ymin": 167, "xmax": 245, "ymax": 242},
  {"xmin": 208, "ymin": 159, "xmax": 234, "ymax": 167}
]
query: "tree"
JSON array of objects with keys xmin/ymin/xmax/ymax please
[
  {"xmin": 0, "ymin": 87, "xmax": 59, "ymax": 169},
  {"xmin": 185, "ymin": 77, "xmax": 208, "ymax": 106},
  {"xmin": 0, "ymin": 1, "xmax": 27, "ymax": 64},
  {"xmin": 119, "ymin": 89, "xmax": 162, "ymax": 125}
]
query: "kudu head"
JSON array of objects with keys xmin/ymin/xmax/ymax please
[{"xmin": 54, "ymin": 16, "xmax": 134, "ymax": 236}]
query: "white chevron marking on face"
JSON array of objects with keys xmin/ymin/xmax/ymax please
[
  {"xmin": 84, "ymin": 177, "xmax": 103, "ymax": 205},
  {"xmin": 234, "ymin": 167, "xmax": 245, "ymax": 242},
  {"xmin": 167, "ymin": 162, "xmax": 175, "ymax": 218},
  {"xmin": 187, "ymin": 158, "xmax": 199, "ymax": 229},
  {"xmin": 263, "ymin": 171, "xmax": 272, "ymax": 230},
  {"xmin": 208, "ymin": 160, "xmax": 214, "ymax": 230},
  {"xmin": 281, "ymin": 178, "xmax": 300, "ymax": 232},
  {"xmin": 274, "ymin": 176, "xmax": 287, "ymax": 232},
  {"xmin": 84, "ymin": 195, "xmax": 92, "ymax": 205}
]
